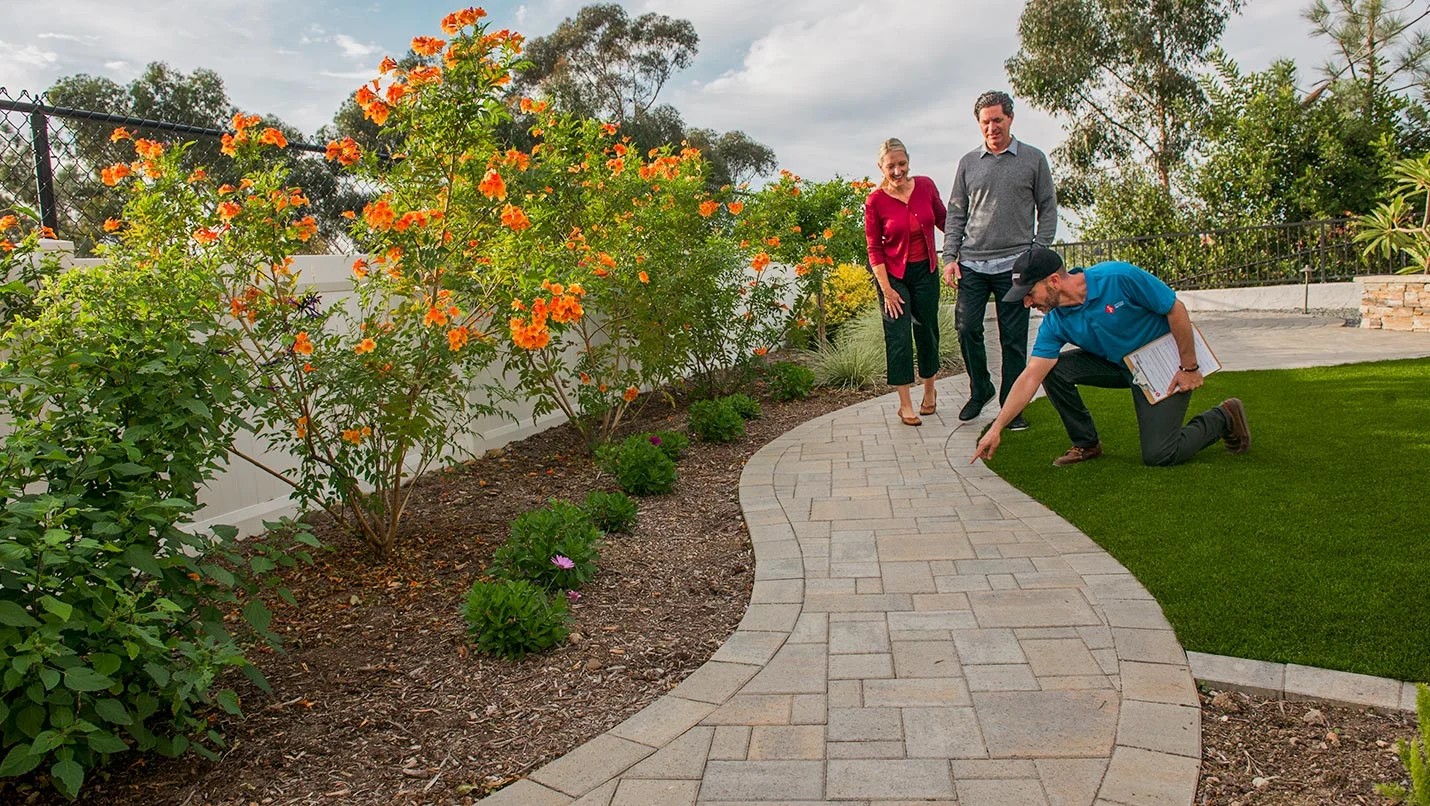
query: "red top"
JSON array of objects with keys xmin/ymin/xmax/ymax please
[
  {"xmin": 864, "ymin": 175, "xmax": 946, "ymax": 279},
  {"xmin": 906, "ymin": 209, "xmax": 928, "ymax": 261}
]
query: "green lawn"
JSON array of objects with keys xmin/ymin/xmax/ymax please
[{"xmin": 985, "ymin": 358, "xmax": 1430, "ymax": 682}]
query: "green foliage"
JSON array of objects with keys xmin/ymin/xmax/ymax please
[
  {"xmin": 688, "ymin": 398, "xmax": 745, "ymax": 442},
  {"xmin": 1305, "ymin": 0, "xmax": 1430, "ymax": 122},
  {"xmin": 722, "ymin": 392, "xmax": 762, "ymax": 420},
  {"xmin": 0, "ymin": 215, "xmax": 64, "ymax": 331},
  {"xmin": 1355, "ymin": 152, "xmax": 1430, "ymax": 274},
  {"xmin": 816, "ymin": 262, "xmax": 878, "ymax": 330},
  {"xmin": 463, "ymin": 578, "xmax": 571, "ymax": 660},
  {"xmin": 1378, "ymin": 684, "xmax": 1430, "ymax": 804},
  {"xmin": 0, "ymin": 208, "xmax": 316, "ymax": 797},
  {"xmin": 492, "ymin": 500, "xmax": 601, "ymax": 591},
  {"xmin": 647, "ymin": 430, "xmax": 689, "ymax": 461},
  {"xmin": 766, "ymin": 361, "xmax": 815, "ymax": 401},
  {"xmin": 582, "ymin": 490, "xmax": 639, "ymax": 534},
  {"xmin": 609, "ymin": 435, "xmax": 679, "ymax": 496}
]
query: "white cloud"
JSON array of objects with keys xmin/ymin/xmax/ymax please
[
  {"xmin": 1, "ymin": 43, "xmax": 60, "ymax": 69},
  {"xmin": 104, "ymin": 61, "xmax": 128, "ymax": 71},
  {"xmin": 37, "ymin": 32, "xmax": 98, "ymax": 45},
  {"xmin": 333, "ymin": 34, "xmax": 382, "ymax": 61}
]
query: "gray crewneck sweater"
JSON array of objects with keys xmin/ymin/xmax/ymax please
[{"xmin": 941, "ymin": 139, "xmax": 1058, "ymax": 265}]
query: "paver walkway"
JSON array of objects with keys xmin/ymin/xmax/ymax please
[{"xmin": 488, "ymin": 312, "xmax": 1430, "ymax": 806}]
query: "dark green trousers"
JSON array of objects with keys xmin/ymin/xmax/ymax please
[{"xmin": 877, "ymin": 260, "xmax": 941, "ymax": 386}]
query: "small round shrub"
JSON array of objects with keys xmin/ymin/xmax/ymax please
[
  {"xmin": 722, "ymin": 392, "xmax": 762, "ymax": 420},
  {"xmin": 612, "ymin": 437, "xmax": 678, "ymax": 495},
  {"xmin": 463, "ymin": 578, "xmax": 570, "ymax": 659},
  {"xmin": 582, "ymin": 489, "xmax": 639, "ymax": 534},
  {"xmin": 492, "ymin": 499, "xmax": 601, "ymax": 591},
  {"xmin": 767, "ymin": 361, "xmax": 815, "ymax": 401},
  {"xmin": 688, "ymin": 398, "xmax": 745, "ymax": 442},
  {"xmin": 647, "ymin": 430, "xmax": 689, "ymax": 461}
]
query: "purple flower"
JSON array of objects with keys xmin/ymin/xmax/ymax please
[
  {"xmin": 566, "ymin": 590, "xmax": 581, "ymax": 602},
  {"xmin": 551, "ymin": 554, "xmax": 575, "ymax": 570},
  {"xmin": 649, "ymin": 436, "xmax": 662, "ymax": 445}
]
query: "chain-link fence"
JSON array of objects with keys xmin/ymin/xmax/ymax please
[
  {"xmin": 0, "ymin": 87, "xmax": 381, "ymax": 256},
  {"xmin": 1054, "ymin": 218, "xmax": 1410, "ymax": 291}
]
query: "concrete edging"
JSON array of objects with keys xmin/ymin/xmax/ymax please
[{"xmin": 1189, "ymin": 651, "xmax": 1421, "ymax": 713}]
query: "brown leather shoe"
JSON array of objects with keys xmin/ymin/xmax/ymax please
[
  {"xmin": 1220, "ymin": 398, "xmax": 1250, "ymax": 454},
  {"xmin": 1052, "ymin": 444, "xmax": 1103, "ymax": 467}
]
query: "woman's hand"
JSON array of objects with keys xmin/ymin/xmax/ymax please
[{"xmin": 881, "ymin": 283, "xmax": 905, "ymax": 318}]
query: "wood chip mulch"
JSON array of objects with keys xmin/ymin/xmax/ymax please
[{"xmin": 1198, "ymin": 688, "xmax": 1419, "ymax": 804}]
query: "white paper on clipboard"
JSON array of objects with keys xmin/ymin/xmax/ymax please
[{"xmin": 1122, "ymin": 323, "xmax": 1221, "ymax": 404}]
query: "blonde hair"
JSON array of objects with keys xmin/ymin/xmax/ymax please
[
  {"xmin": 877, "ymin": 138, "xmax": 910, "ymax": 191},
  {"xmin": 877, "ymin": 138, "xmax": 908, "ymax": 164}
]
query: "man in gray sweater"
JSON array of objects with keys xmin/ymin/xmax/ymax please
[{"xmin": 942, "ymin": 91, "xmax": 1058, "ymax": 429}]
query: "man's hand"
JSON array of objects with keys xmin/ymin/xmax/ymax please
[
  {"xmin": 942, "ymin": 261, "xmax": 962, "ymax": 287},
  {"xmin": 972, "ymin": 427, "xmax": 1001, "ymax": 463},
  {"xmin": 881, "ymin": 284, "xmax": 905, "ymax": 318},
  {"xmin": 1165, "ymin": 368, "xmax": 1204, "ymax": 396}
]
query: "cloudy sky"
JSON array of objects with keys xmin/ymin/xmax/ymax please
[{"xmin": 0, "ymin": 0, "xmax": 1354, "ymax": 234}]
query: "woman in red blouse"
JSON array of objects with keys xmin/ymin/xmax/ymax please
[{"xmin": 864, "ymin": 138, "xmax": 947, "ymax": 425}]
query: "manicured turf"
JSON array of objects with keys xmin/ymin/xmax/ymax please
[{"xmin": 984, "ymin": 358, "xmax": 1430, "ymax": 682}]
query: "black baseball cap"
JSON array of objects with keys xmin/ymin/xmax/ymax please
[{"xmin": 1002, "ymin": 247, "xmax": 1064, "ymax": 302}]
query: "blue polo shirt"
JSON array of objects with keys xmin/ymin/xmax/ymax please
[{"xmin": 1032, "ymin": 262, "xmax": 1177, "ymax": 364}]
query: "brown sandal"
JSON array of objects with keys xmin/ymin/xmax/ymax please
[
  {"xmin": 919, "ymin": 399, "xmax": 937, "ymax": 416},
  {"xmin": 898, "ymin": 410, "xmax": 923, "ymax": 426}
]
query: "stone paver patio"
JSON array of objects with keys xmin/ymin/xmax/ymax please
[{"xmin": 486, "ymin": 311, "xmax": 1430, "ymax": 805}]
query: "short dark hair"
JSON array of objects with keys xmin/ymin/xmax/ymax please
[{"xmin": 974, "ymin": 91, "xmax": 1014, "ymax": 119}]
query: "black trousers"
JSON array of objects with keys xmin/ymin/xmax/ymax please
[
  {"xmin": 1042, "ymin": 348, "xmax": 1231, "ymax": 466},
  {"xmin": 955, "ymin": 269, "xmax": 1029, "ymax": 405},
  {"xmin": 877, "ymin": 260, "xmax": 941, "ymax": 386}
]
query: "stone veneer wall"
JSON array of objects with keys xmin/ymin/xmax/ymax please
[{"xmin": 1358, "ymin": 275, "xmax": 1430, "ymax": 331}]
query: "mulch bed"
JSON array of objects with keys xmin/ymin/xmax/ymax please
[
  {"xmin": 8, "ymin": 372, "xmax": 1421, "ymax": 804},
  {"xmin": 1198, "ymin": 688, "xmax": 1419, "ymax": 804},
  {"xmin": 16, "ymin": 381, "xmax": 883, "ymax": 806}
]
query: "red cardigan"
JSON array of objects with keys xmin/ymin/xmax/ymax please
[{"xmin": 864, "ymin": 175, "xmax": 946, "ymax": 279}]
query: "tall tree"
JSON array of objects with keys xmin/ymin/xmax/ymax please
[
  {"xmin": 1305, "ymin": 0, "xmax": 1430, "ymax": 119},
  {"xmin": 518, "ymin": 3, "xmax": 697, "ymax": 124},
  {"xmin": 516, "ymin": 3, "xmax": 777, "ymax": 191},
  {"xmin": 1007, "ymin": 0, "xmax": 1245, "ymax": 203}
]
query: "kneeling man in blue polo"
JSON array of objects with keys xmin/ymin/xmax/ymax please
[{"xmin": 972, "ymin": 247, "xmax": 1251, "ymax": 467}]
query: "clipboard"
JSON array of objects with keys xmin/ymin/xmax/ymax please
[{"xmin": 1122, "ymin": 323, "xmax": 1221, "ymax": 404}]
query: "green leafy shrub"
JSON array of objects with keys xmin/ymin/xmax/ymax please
[
  {"xmin": 582, "ymin": 490, "xmax": 639, "ymax": 534},
  {"xmin": 648, "ymin": 430, "xmax": 689, "ymax": 461},
  {"xmin": 722, "ymin": 393, "xmax": 762, "ymax": 420},
  {"xmin": 492, "ymin": 500, "xmax": 600, "ymax": 591},
  {"xmin": 0, "ymin": 235, "xmax": 315, "ymax": 798},
  {"xmin": 767, "ymin": 361, "xmax": 815, "ymax": 401},
  {"xmin": 463, "ymin": 578, "xmax": 571, "ymax": 660},
  {"xmin": 688, "ymin": 398, "xmax": 746, "ymax": 442},
  {"xmin": 610, "ymin": 436, "xmax": 678, "ymax": 496},
  {"xmin": 1378, "ymin": 683, "xmax": 1430, "ymax": 804}
]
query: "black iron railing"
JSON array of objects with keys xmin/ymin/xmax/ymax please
[
  {"xmin": 0, "ymin": 87, "xmax": 380, "ymax": 256},
  {"xmin": 1052, "ymin": 218, "xmax": 1408, "ymax": 291}
]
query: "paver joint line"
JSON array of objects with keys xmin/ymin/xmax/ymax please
[{"xmin": 494, "ymin": 312, "xmax": 1430, "ymax": 803}]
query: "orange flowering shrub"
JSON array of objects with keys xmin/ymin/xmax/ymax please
[
  {"xmin": 484, "ymin": 108, "xmax": 791, "ymax": 442},
  {"xmin": 740, "ymin": 172, "xmax": 871, "ymax": 344}
]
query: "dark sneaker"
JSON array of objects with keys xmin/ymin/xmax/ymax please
[
  {"xmin": 959, "ymin": 395, "xmax": 992, "ymax": 421},
  {"xmin": 1007, "ymin": 414, "xmax": 1029, "ymax": 431},
  {"xmin": 1220, "ymin": 398, "xmax": 1250, "ymax": 454},
  {"xmin": 1053, "ymin": 444, "xmax": 1103, "ymax": 467}
]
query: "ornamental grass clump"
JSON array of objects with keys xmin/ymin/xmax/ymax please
[
  {"xmin": 491, "ymin": 499, "xmax": 600, "ymax": 591},
  {"xmin": 722, "ymin": 392, "xmax": 762, "ymax": 420},
  {"xmin": 766, "ymin": 361, "xmax": 815, "ymax": 401},
  {"xmin": 463, "ymin": 578, "xmax": 571, "ymax": 660},
  {"xmin": 582, "ymin": 490, "xmax": 639, "ymax": 534},
  {"xmin": 688, "ymin": 398, "xmax": 745, "ymax": 442}
]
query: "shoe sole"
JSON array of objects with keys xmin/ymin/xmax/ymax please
[{"xmin": 1222, "ymin": 398, "xmax": 1250, "ymax": 454}]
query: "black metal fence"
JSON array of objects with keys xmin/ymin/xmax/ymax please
[
  {"xmin": 0, "ymin": 87, "xmax": 379, "ymax": 256},
  {"xmin": 1052, "ymin": 218, "xmax": 1408, "ymax": 291}
]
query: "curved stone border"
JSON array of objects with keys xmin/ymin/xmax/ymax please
[{"xmin": 1190, "ymin": 651, "xmax": 1420, "ymax": 712}]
